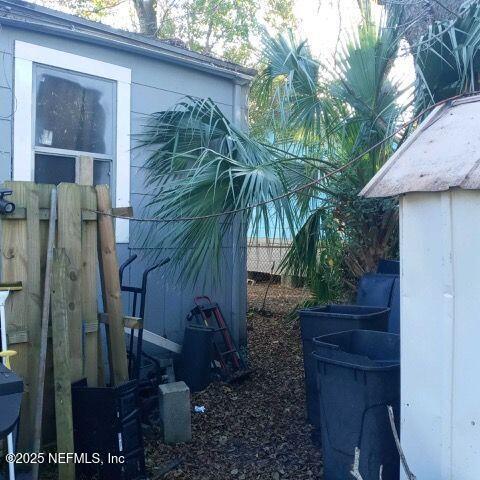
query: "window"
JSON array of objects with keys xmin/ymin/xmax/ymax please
[
  {"xmin": 33, "ymin": 66, "xmax": 115, "ymax": 187},
  {"xmin": 35, "ymin": 66, "xmax": 115, "ymax": 155},
  {"xmin": 14, "ymin": 41, "xmax": 131, "ymax": 242}
]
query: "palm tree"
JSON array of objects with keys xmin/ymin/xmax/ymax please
[
  {"xmin": 259, "ymin": 4, "xmax": 408, "ymax": 296},
  {"xmin": 137, "ymin": 0, "xmax": 480, "ymax": 300},
  {"xmin": 136, "ymin": 2, "xmax": 408, "ymax": 300}
]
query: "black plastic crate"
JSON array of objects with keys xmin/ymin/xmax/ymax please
[{"xmin": 72, "ymin": 379, "xmax": 145, "ymax": 480}]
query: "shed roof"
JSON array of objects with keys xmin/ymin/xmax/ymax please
[
  {"xmin": 361, "ymin": 95, "xmax": 480, "ymax": 198},
  {"xmin": 0, "ymin": 0, "xmax": 256, "ymax": 82}
]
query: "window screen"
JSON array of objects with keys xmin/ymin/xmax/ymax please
[
  {"xmin": 35, "ymin": 66, "xmax": 115, "ymax": 155},
  {"xmin": 34, "ymin": 154, "xmax": 76, "ymax": 185}
]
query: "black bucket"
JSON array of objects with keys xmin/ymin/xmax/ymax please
[
  {"xmin": 176, "ymin": 324, "xmax": 214, "ymax": 392},
  {"xmin": 313, "ymin": 330, "xmax": 400, "ymax": 480},
  {"xmin": 298, "ymin": 305, "xmax": 390, "ymax": 428}
]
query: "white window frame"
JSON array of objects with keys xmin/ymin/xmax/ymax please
[{"xmin": 13, "ymin": 40, "xmax": 131, "ymax": 243}]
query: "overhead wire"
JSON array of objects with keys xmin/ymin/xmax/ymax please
[{"xmin": 90, "ymin": 90, "xmax": 479, "ymax": 224}]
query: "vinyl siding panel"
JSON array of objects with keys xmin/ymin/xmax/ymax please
[{"xmin": 0, "ymin": 23, "xmax": 246, "ymax": 346}]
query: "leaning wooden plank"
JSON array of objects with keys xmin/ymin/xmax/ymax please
[
  {"xmin": 96, "ymin": 185, "xmax": 129, "ymax": 385},
  {"xmin": 98, "ymin": 312, "xmax": 181, "ymax": 353},
  {"xmin": 141, "ymin": 329, "xmax": 182, "ymax": 354},
  {"xmin": 81, "ymin": 186, "xmax": 98, "ymax": 386},
  {"xmin": 98, "ymin": 313, "xmax": 143, "ymax": 330},
  {"xmin": 57, "ymin": 183, "xmax": 83, "ymax": 382},
  {"xmin": 1, "ymin": 181, "xmax": 30, "ymax": 448},
  {"xmin": 31, "ymin": 187, "xmax": 56, "ymax": 480},
  {"xmin": 37, "ymin": 184, "xmax": 57, "ymax": 446},
  {"xmin": 51, "ymin": 249, "xmax": 75, "ymax": 480},
  {"xmin": 111, "ymin": 206, "xmax": 134, "ymax": 218},
  {"xmin": 26, "ymin": 185, "xmax": 42, "ymax": 443}
]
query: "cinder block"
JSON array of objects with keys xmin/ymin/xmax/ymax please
[{"xmin": 158, "ymin": 381, "xmax": 192, "ymax": 444}]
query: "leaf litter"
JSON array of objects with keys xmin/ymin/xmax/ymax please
[{"xmin": 145, "ymin": 283, "xmax": 323, "ymax": 479}]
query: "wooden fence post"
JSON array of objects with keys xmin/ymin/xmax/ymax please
[{"xmin": 96, "ymin": 185, "xmax": 129, "ymax": 385}]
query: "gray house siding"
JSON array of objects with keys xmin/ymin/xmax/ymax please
[{"xmin": 0, "ymin": 22, "xmax": 248, "ymax": 348}]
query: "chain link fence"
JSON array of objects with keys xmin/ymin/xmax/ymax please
[{"xmin": 247, "ymin": 238, "xmax": 291, "ymax": 283}]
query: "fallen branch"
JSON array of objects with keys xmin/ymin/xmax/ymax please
[
  {"xmin": 153, "ymin": 458, "xmax": 183, "ymax": 479},
  {"xmin": 388, "ymin": 405, "xmax": 417, "ymax": 480},
  {"xmin": 350, "ymin": 448, "xmax": 385, "ymax": 480},
  {"xmin": 350, "ymin": 447, "xmax": 364, "ymax": 480}
]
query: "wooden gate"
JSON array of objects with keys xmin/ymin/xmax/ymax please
[{"xmin": 0, "ymin": 181, "xmax": 100, "ymax": 448}]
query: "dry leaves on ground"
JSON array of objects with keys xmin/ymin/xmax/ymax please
[{"xmin": 145, "ymin": 283, "xmax": 322, "ymax": 480}]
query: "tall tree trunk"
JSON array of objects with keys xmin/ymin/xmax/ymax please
[
  {"xmin": 133, "ymin": 0, "xmax": 158, "ymax": 36},
  {"xmin": 383, "ymin": 0, "xmax": 465, "ymax": 47}
]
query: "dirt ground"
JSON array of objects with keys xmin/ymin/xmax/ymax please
[{"xmin": 146, "ymin": 283, "xmax": 323, "ymax": 480}]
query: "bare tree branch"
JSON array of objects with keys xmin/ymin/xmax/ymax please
[{"xmin": 388, "ymin": 405, "xmax": 417, "ymax": 480}]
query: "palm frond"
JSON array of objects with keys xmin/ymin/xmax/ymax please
[
  {"xmin": 415, "ymin": 1, "xmax": 480, "ymax": 112},
  {"xmin": 252, "ymin": 31, "xmax": 340, "ymax": 146},
  {"xmin": 135, "ymin": 97, "xmax": 328, "ymax": 283}
]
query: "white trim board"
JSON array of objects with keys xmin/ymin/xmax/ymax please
[
  {"xmin": 15, "ymin": 41, "xmax": 131, "ymax": 83},
  {"xmin": 126, "ymin": 327, "xmax": 182, "ymax": 354},
  {"xmin": 13, "ymin": 40, "xmax": 131, "ymax": 243}
]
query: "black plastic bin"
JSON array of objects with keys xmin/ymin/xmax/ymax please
[
  {"xmin": 298, "ymin": 305, "xmax": 390, "ymax": 428},
  {"xmin": 377, "ymin": 259, "xmax": 400, "ymax": 275},
  {"xmin": 356, "ymin": 273, "xmax": 397, "ymax": 308},
  {"xmin": 72, "ymin": 379, "xmax": 145, "ymax": 480},
  {"xmin": 313, "ymin": 330, "xmax": 400, "ymax": 480},
  {"xmin": 176, "ymin": 324, "xmax": 214, "ymax": 392},
  {"xmin": 388, "ymin": 276, "xmax": 400, "ymax": 334}
]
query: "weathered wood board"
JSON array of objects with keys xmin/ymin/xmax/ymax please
[{"xmin": 51, "ymin": 249, "xmax": 75, "ymax": 480}]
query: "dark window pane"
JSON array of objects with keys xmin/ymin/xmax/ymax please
[
  {"xmin": 94, "ymin": 160, "xmax": 111, "ymax": 187},
  {"xmin": 34, "ymin": 154, "xmax": 75, "ymax": 185},
  {"xmin": 35, "ymin": 66, "xmax": 114, "ymax": 155}
]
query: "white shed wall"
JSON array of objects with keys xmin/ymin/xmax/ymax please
[{"xmin": 400, "ymin": 190, "xmax": 480, "ymax": 479}]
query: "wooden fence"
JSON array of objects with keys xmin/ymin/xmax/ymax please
[{"xmin": 0, "ymin": 181, "xmax": 101, "ymax": 448}]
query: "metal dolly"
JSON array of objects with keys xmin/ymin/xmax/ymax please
[
  {"xmin": 119, "ymin": 254, "xmax": 170, "ymax": 379},
  {"xmin": 189, "ymin": 296, "xmax": 251, "ymax": 381},
  {"xmin": 119, "ymin": 255, "xmax": 173, "ymax": 422}
]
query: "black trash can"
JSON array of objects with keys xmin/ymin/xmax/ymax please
[
  {"xmin": 176, "ymin": 324, "xmax": 214, "ymax": 392},
  {"xmin": 298, "ymin": 305, "xmax": 390, "ymax": 428},
  {"xmin": 313, "ymin": 330, "xmax": 400, "ymax": 480}
]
